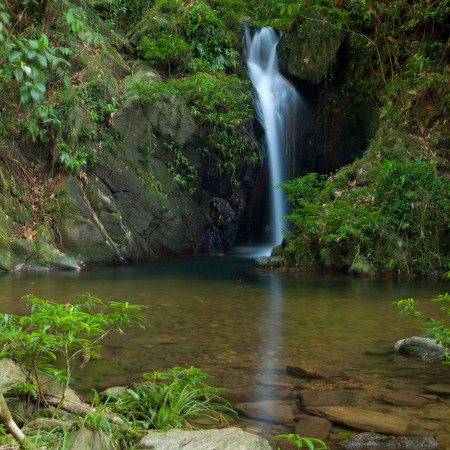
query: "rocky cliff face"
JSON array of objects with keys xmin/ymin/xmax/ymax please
[{"xmin": 0, "ymin": 18, "xmax": 261, "ymax": 272}]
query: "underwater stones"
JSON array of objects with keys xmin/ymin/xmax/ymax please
[
  {"xmin": 382, "ymin": 391, "xmax": 429, "ymax": 407},
  {"xmin": 423, "ymin": 384, "xmax": 450, "ymax": 396},
  {"xmin": 287, "ymin": 364, "xmax": 344, "ymax": 380},
  {"xmin": 294, "ymin": 416, "xmax": 331, "ymax": 441},
  {"xmin": 234, "ymin": 400, "xmax": 297, "ymax": 424},
  {"xmin": 306, "ymin": 406, "xmax": 409, "ymax": 435},
  {"xmin": 137, "ymin": 428, "xmax": 272, "ymax": 449},
  {"xmin": 298, "ymin": 389, "xmax": 362, "ymax": 407},
  {"xmin": 339, "ymin": 432, "xmax": 438, "ymax": 449},
  {"xmin": 395, "ymin": 337, "xmax": 447, "ymax": 360}
]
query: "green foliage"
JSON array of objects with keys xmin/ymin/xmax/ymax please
[
  {"xmin": 0, "ymin": 294, "xmax": 146, "ymax": 402},
  {"xmin": 112, "ymin": 367, "xmax": 236, "ymax": 430},
  {"xmin": 281, "ymin": 156, "xmax": 449, "ymax": 276},
  {"xmin": 133, "ymin": 73, "xmax": 255, "ymax": 182},
  {"xmin": 136, "ymin": 0, "xmax": 239, "ymax": 75},
  {"xmin": 272, "ymin": 433, "xmax": 327, "ymax": 449},
  {"xmin": 58, "ymin": 140, "xmax": 99, "ymax": 174},
  {"xmin": 394, "ymin": 292, "xmax": 450, "ymax": 363}
]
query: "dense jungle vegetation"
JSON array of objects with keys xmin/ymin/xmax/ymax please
[{"xmin": 0, "ymin": 0, "xmax": 448, "ymax": 276}]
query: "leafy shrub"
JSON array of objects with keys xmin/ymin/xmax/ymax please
[
  {"xmin": 136, "ymin": 0, "xmax": 239, "ymax": 75},
  {"xmin": 0, "ymin": 294, "xmax": 146, "ymax": 402},
  {"xmin": 281, "ymin": 156, "xmax": 449, "ymax": 276}
]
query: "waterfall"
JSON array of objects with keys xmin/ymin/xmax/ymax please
[{"xmin": 244, "ymin": 26, "xmax": 302, "ymax": 253}]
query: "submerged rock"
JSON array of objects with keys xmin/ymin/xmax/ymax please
[
  {"xmin": 235, "ymin": 400, "xmax": 297, "ymax": 424},
  {"xmin": 137, "ymin": 428, "xmax": 272, "ymax": 449},
  {"xmin": 339, "ymin": 432, "xmax": 438, "ymax": 449},
  {"xmin": 287, "ymin": 363, "xmax": 344, "ymax": 380},
  {"xmin": 306, "ymin": 406, "xmax": 409, "ymax": 435},
  {"xmin": 295, "ymin": 416, "xmax": 331, "ymax": 441}
]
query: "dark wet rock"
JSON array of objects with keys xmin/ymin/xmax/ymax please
[
  {"xmin": 287, "ymin": 364, "xmax": 344, "ymax": 379},
  {"xmin": 423, "ymin": 384, "xmax": 450, "ymax": 396},
  {"xmin": 295, "ymin": 416, "xmax": 331, "ymax": 441},
  {"xmin": 279, "ymin": 14, "xmax": 345, "ymax": 84},
  {"xmin": 255, "ymin": 256, "xmax": 284, "ymax": 268},
  {"xmin": 235, "ymin": 400, "xmax": 297, "ymax": 424},
  {"xmin": 395, "ymin": 337, "xmax": 447, "ymax": 359},
  {"xmin": 306, "ymin": 406, "xmax": 409, "ymax": 435},
  {"xmin": 382, "ymin": 391, "xmax": 429, "ymax": 407},
  {"xmin": 298, "ymin": 389, "xmax": 362, "ymax": 407},
  {"xmin": 137, "ymin": 428, "xmax": 272, "ymax": 449},
  {"xmin": 339, "ymin": 432, "xmax": 438, "ymax": 448}
]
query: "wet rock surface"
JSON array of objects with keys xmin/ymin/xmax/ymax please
[{"xmin": 339, "ymin": 432, "xmax": 439, "ymax": 449}]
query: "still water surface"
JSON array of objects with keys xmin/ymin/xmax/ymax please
[{"xmin": 0, "ymin": 248, "xmax": 448, "ymax": 397}]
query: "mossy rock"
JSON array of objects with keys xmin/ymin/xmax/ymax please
[
  {"xmin": 30, "ymin": 225, "xmax": 80, "ymax": 270},
  {"xmin": 43, "ymin": 178, "xmax": 121, "ymax": 263},
  {"xmin": 0, "ymin": 235, "xmax": 18, "ymax": 271},
  {"xmin": 280, "ymin": 13, "xmax": 345, "ymax": 84},
  {"xmin": 122, "ymin": 60, "xmax": 161, "ymax": 92},
  {"xmin": 112, "ymin": 94, "xmax": 198, "ymax": 159}
]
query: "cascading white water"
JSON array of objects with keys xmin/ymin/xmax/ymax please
[{"xmin": 244, "ymin": 26, "xmax": 301, "ymax": 253}]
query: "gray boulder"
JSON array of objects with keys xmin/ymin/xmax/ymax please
[
  {"xmin": 137, "ymin": 428, "xmax": 272, "ymax": 449},
  {"xmin": 395, "ymin": 337, "xmax": 447, "ymax": 359}
]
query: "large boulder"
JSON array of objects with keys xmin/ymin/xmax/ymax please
[
  {"xmin": 395, "ymin": 337, "xmax": 447, "ymax": 359},
  {"xmin": 279, "ymin": 15, "xmax": 345, "ymax": 84},
  {"xmin": 137, "ymin": 428, "xmax": 272, "ymax": 449}
]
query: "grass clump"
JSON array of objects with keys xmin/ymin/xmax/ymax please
[{"xmin": 111, "ymin": 367, "xmax": 236, "ymax": 430}]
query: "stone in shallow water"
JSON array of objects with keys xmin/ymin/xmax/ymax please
[
  {"xmin": 306, "ymin": 406, "xmax": 409, "ymax": 435},
  {"xmin": 423, "ymin": 384, "xmax": 450, "ymax": 395},
  {"xmin": 137, "ymin": 428, "xmax": 272, "ymax": 449},
  {"xmin": 395, "ymin": 337, "xmax": 447, "ymax": 359},
  {"xmin": 339, "ymin": 432, "xmax": 438, "ymax": 448},
  {"xmin": 382, "ymin": 391, "xmax": 429, "ymax": 407},
  {"xmin": 298, "ymin": 389, "xmax": 362, "ymax": 407},
  {"xmin": 295, "ymin": 416, "xmax": 331, "ymax": 441},
  {"xmin": 287, "ymin": 363, "xmax": 344, "ymax": 379},
  {"xmin": 235, "ymin": 400, "xmax": 297, "ymax": 424}
]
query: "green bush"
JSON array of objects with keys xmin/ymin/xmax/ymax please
[
  {"xmin": 281, "ymin": 156, "xmax": 449, "ymax": 276},
  {"xmin": 0, "ymin": 294, "xmax": 146, "ymax": 402}
]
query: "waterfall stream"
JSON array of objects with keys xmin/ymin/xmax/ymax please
[{"xmin": 244, "ymin": 27, "xmax": 302, "ymax": 253}]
